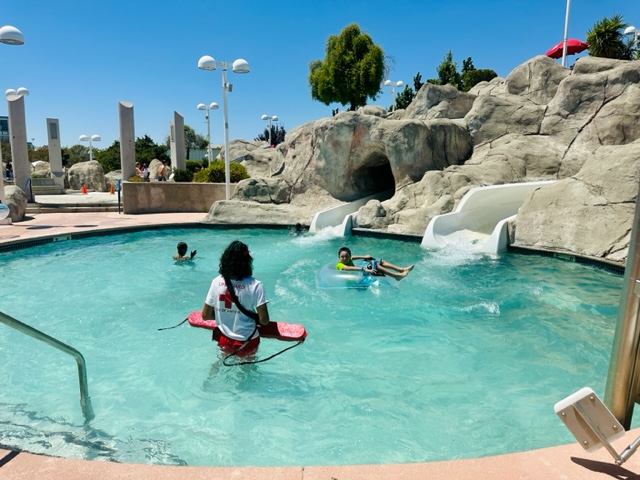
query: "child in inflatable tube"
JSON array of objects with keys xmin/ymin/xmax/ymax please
[
  {"xmin": 201, "ymin": 240, "xmax": 270, "ymax": 357},
  {"xmin": 336, "ymin": 246, "xmax": 414, "ymax": 281}
]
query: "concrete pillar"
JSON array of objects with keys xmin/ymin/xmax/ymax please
[
  {"xmin": 170, "ymin": 111, "xmax": 186, "ymax": 170},
  {"xmin": 46, "ymin": 118, "xmax": 64, "ymax": 188},
  {"xmin": 7, "ymin": 94, "xmax": 32, "ymax": 201},
  {"xmin": 0, "ymin": 142, "xmax": 5, "ymax": 203},
  {"xmin": 118, "ymin": 101, "xmax": 135, "ymax": 181}
]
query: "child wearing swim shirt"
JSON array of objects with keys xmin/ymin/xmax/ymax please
[{"xmin": 336, "ymin": 246, "xmax": 414, "ymax": 281}]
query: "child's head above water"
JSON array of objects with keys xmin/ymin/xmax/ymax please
[{"xmin": 177, "ymin": 242, "xmax": 188, "ymax": 256}]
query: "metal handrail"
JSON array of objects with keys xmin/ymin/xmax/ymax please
[
  {"xmin": 21, "ymin": 177, "xmax": 33, "ymax": 203},
  {"xmin": 0, "ymin": 310, "xmax": 95, "ymax": 423}
]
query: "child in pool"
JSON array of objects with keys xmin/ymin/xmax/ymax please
[
  {"xmin": 173, "ymin": 242, "xmax": 197, "ymax": 261},
  {"xmin": 336, "ymin": 246, "xmax": 413, "ymax": 281}
]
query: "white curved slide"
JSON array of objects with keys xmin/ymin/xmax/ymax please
[
  {"xmin": 422, "ymin": 181, "xmax": 556, "ymax": 254},
  {"xmin": 309, "ymin": 189, "xmax": 394, "ymax": 236}
]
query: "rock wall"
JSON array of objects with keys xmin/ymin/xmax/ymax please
[{"xmin": 204, "ymin": 55, "xmax": 640, "ymax": 265}]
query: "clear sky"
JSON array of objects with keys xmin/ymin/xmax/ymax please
[{"xmin": 2, "ymin": 0, "xmax": 637, "ymax": 149}]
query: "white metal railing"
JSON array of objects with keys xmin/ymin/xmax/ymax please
[{"xmin": 0, "ymin": 309, "xmax": 95, "ymax": 422}]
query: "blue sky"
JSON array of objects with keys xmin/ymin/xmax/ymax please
[{"xmin": 2, "ymin": 0, "xmax": 637, "ymax": 149}]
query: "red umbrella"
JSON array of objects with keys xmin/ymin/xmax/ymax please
[{"xmin": 546, "ymin": 39, "xmax": 589, "ymax": 59}]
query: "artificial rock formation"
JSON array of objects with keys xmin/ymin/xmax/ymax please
[
  {"xmin": 67, "ymin": 161, "xmax": 107, "ymax": 192},
  {"xmin": 204, "ymin": 55, "xmax": 640, "ymax": 265}
]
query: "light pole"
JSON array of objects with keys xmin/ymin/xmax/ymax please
[
  {"xmin": 624, "ymin": 25, "xmax": 640, "ymax": 46},
  {"xmin": 561, "ymin": 0, "xmax": 571, "ymax": 67},
  {"xmin": 79, "ymin": 134, "xmax": 101, "ymax": 162},
  {"xmin": 0, "ymin": 24, "xmax": 23, "ymax": 206},
  {"xmin": 197, "ymin": 102, "xmax": 219, "ymax": 163},
  {"xmin": 384, "ymin": 79, "xmax": 404, "ymax": 111},
  {"xmin": 198, "ymin": 55, "xmax": 250, "ymax": 200},
  {"xmin": 261, "ymin": 114, "xmax": 278, "ymax": 147}
]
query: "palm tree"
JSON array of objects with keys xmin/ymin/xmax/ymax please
[{"xmin": 586, "ymin": 14, "xmax": 634, "ymax": 60}]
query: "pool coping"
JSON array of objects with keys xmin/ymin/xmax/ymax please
[{"xmin": 1, "ymin": 210, "xmax": 637, "ymax": 479}]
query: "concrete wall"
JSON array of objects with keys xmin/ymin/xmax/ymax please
[{"xmin": 122, "ymin": 181, "xmax": 235, "ymax": 214}]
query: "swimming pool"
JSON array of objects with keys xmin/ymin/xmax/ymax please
[{"xmin": 0, "ymin": 227, "xmax": 628, "ymax": 466}]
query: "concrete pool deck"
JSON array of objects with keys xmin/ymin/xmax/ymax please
[{"xmin": 1, "ymin": 205, "xmax": 640, "ymax": 479}]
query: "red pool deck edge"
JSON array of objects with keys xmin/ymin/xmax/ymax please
[{"xmin": 2, "ymin": 210, "xmax": 639, "ymax": 480}]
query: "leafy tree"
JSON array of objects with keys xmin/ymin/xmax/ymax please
[
  {"xmin": 164, "ymin": 125, "xmax": 206, "ymax": 160},
  {"xmin": 587, "ymin": 14, "xmax": 633, "ymax": 60},
  {"xmin": 461, "ymin": 69, "xmax": 498, "ymax": 92},
  {"xmin": 28, "ymin": 145, "xmax": 49, "ymax": 162},
  {"xmin": 393, "ymin": 85, "xmax": 415, "ymax": 110},
  {"xmin": 413, "ymin": 72, "xmax": 424, "ymax": 93},
  {"xmin": 136, "ymin": 134, "xmax": 169, "ymax": 165},
  {"xmin": 94, "ymin": 140, "xmax": 120, "ymax": 173},
  {"xmin": 255, "ymin": 125, "xmax": 287, "ymax": 146},
  {"xmin": 63, "ymin": 144, "xmax": 90, "ymax": 166},
  {"xmin": 437, "ymin": 51, "xmax": 462, "ymax": 88},
  {"xmin": 309, "ymin": 23, "xmax": 385, "ymax": 111}
]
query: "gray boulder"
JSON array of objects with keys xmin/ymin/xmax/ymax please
[
  {"xmin": 4, "ymin": 185, "xmax": 27, "ymax": 221},
  {"xmin": 68, "ymin": 161, "xmax": 107, "ymax": 191}
]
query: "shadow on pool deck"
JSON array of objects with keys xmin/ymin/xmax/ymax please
[{"xmin": 1, "ymin": 210, "xmax": 639, "ymax": 479}]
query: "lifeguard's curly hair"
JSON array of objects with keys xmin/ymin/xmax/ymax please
[{"xmin": 219, "ymin": 240, "xmax": 253, "ymax": 280}]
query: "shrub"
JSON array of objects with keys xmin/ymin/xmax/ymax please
[
  {"xmin": 172, "ymin": 168, "xmax": 193, "ymax": 182},
  {"xmin": 128, "ymin": 175, "xmax": 145, "ymax": 182},
  {"xmin": 186, "ymin": 160, "xmax": 204, "ymax": 174},
  {"xmin": 193, "ymin": 160, "xmax": 249, "ymax": 183}
]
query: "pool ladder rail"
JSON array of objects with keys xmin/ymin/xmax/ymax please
[{"xmin": 0, "ymin": 309, "xmax": 95, "ymax": 423}]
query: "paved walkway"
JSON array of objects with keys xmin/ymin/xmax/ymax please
[{"xmin": 2, "ymin": 206, "xmax": 640, "ymax": 479}]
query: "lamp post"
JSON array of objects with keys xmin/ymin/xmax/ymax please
[
  {"xmin": 383, "ymin": 79, "xmax": 404, "ymax": 111},
  {"xmin": 197, "ymin": 102, "xmax": 219, "ymax": 162},
  {"xmin": 198, "ymin": 55, "xmax": 250, "ymax": 200},
  {"xmin": 624, "ymin": 26, "xmax": 640, "ymax": 46},
  {"xmin": 79, "ymin": 134, "xmax": 101, "ymax": 162},
  {"xmin": 261, "ymin": 114, "xmax": 278, "ymax": 147},
  {"xmin": 561, "ymin": 0, "xmax": 571, "ymax": 67},
  {"xmin": 0, "ymin": 24, "xmax": 23, "ymax": 206}
]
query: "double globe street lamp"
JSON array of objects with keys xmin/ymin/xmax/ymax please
[
  {"xmin": 198, "ymin": 55, "xmax": 250, "ymax": 200},
  {"xmin": 384, "ymin": 79, "xmax": 404, "ymax": 112},
  {"xmin": 261, "ymin": 114, "xmax": 278, "ymax": 147},
  {"xmin": 79, "ymin": 134, "xmax": 101, "ymax": 162},
  {"xmin": 197, "ymin": 102, "xmax": 219, "ymax": 163}
]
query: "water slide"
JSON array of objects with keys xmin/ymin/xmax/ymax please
[
  {"xmin": 421, "ymin": 180, "xmax": 556, "ymax": 254},
  {"xmin": 309, "ymin": 190, "xmax": 394, "ymax": 236}
]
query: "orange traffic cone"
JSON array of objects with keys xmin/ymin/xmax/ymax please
[
  {"xmin": 81, "ymin": 184, "xmax": 87, "ymax": 194},
  {"xmin": 109, "ymin": 183, "xmax": 115, "ymax": 195}
]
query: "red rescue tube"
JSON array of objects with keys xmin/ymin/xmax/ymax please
[{"xmin": 187, "ymin": 311, "xmax": 307, "ymax": 342}]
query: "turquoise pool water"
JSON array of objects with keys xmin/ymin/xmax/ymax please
[{"xmin": 0, "ymin": 228, "xmax": 627, "ymax": 466}]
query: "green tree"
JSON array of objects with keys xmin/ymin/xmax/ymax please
[
  {"xmin": 63, "ymin": 144, "xmax": 89, "ymax": 166},
  {"xmin": 393, "ymin": 85, "xmax": 415, "ymax": 110},
  {"xmin": 94, "ymin": 141, "xmax": 120, "ymax": 173},
  {"xmin": 413, "ymin": 72, "xmax": 424, "ymax": 93},
  {"xmin": 164, "ymin": 125, "xmax": 206, "ymax": 159},
  {"xmin": 587, "ymin": 14, "xmax": 633, "ymax": 60},
  {"xmin": 437, "ymin": 51, "xmax": 461, "ymax": 88},
  {"xmin": 461, "ymin": 69, "xmax": 498, "ymax": 92},
  {"xmin": 28, "ymin": 145, "xmax": 49, "ymax": 162},
  {"xmin": 308, "ymin": 23, "xmax": 385, "ymax": 111},
  {"xmin": 1, "ymin": 141, "xmax": 11, "ymax": 163},
  {"xmin": 136, "ymin": 134, "xmax": 169, "ymax": 165}
]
